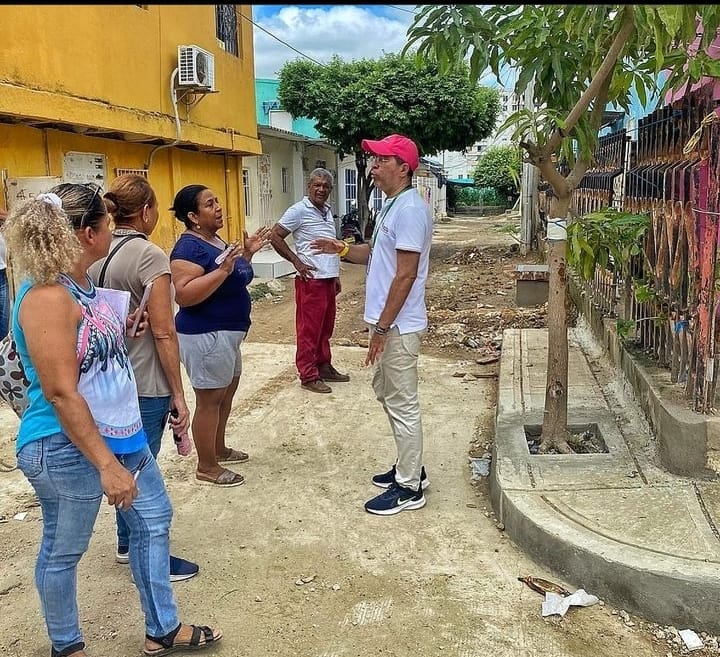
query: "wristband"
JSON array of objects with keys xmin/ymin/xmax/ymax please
[
  {"xmin": 338, "ymin": 242, "xmax": 350, "ymax": 258},
  {"xmin": 374, "ymin": 323, "xmax": 390, "ymax": 335}
]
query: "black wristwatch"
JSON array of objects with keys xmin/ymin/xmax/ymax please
[{"xmin": 373, "ymin": 323, "xmax": 390, "ymax": 335}]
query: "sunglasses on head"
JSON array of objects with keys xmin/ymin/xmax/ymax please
[{"xmin": 79, "ymin": 183, "xmax": 102, "ymax": 229}]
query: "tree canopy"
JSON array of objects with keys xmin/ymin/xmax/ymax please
[
  {"xmin": 404, "ymin": 5, "xmax": 720, "ymax": 178},
  {"xmin": 403, "ymin": 5, "xmax": 720, "ymax": 451},
  {"xmin": 472, "ymin": 145, "xmax": 521, "ymax": 201},
  {"xmin": 277, "ymin": 53, "xmax": 500, "ymax": 161}
]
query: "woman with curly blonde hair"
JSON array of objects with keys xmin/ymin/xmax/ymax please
[{"xmin": 4, "ymin": 183, "xmax": 222, "ymax": 657}]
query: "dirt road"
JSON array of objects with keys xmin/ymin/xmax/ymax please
[{"xmin": 0, "ymin": 215, "xmax": 671, "ymax": 657}]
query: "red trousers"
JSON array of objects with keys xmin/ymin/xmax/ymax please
[{"xmin": 295, "ymin": 277, "xmax": 337, "ymax": 384}]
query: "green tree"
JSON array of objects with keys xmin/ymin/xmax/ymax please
[
  {"xmin": 472, "ymin": 145, "xmax": 521, "ymax": 203},
  {"xmin": 405, "ymin": 5, "xmax": 720, "ymax": 452},
  {"xmin": 277, "ymin": 53, "xmax": 500, "ymax": 228}
]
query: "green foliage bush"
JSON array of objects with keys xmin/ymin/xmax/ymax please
[
  {"xmin": 453, "ymin": 186, "xmax": 507, "ymax": 208},
  {"xmin": 479, "ymin": 187, "xmax": 505, "ymax": 206},
  {"xmin": 455, "ymin": 187, "xmax": 482, "ymax": 206},
  {"xmin": 472, "ymin": 145, "xmax": 521, "ymax": 203}
]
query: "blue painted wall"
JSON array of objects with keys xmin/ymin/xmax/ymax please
[{"xmin": 255, "ymin": 78, "xmax": 321, "ymax": 138}]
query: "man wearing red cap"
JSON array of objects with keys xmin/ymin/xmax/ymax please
[{"xmin": 311, "ymin": 134, "xmax": 433, "ymax": 515}]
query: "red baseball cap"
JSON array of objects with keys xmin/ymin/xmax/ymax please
[{"xmin": 361, "ymin": 134, "xmax": 419, "ymax": 171}]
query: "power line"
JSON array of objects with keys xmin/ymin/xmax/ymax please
[
  {"xmin": 387, "ymin": 4, "xmax": 420, "ymax": 14},
  {"xmin": 241, "ymin": 6, "xmax": 427, "ymax": 71},
  {"xmin": 237, "ymin": 9, "xmax": 327, "ymax": 68}
]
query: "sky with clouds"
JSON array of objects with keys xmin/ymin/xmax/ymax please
[
  {"xmin": 251, "ymin": 4, "xmax": 517, "ymax": 86},
  {"xmin": 251, "ymin": 5, "xmax": 421, "ymax": 80},
  {"xmin": 250, "ymin": 4, "xmax": 518, "ymax": 91}
]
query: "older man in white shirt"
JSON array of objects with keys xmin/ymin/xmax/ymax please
[{"xmin": 269, "ymin": 168, "xmax": 350, "ymax": 394}]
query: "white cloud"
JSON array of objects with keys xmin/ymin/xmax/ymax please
[{"xmin": 251, "ymin": 5, "xmax": 418, "ymax": 79}]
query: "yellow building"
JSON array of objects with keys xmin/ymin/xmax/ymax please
[{"xmin": 0, "ymin": 4, "xmax": 261, "ymax": 252}]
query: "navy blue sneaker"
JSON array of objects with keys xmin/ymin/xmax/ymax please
[
  {"xmin": 116, "ymin": 544, "xmax": 129, "ymax": 564},
  {"xmin": 364, "ymin": 482, "xmax": 426, "ymax": 516},
  {"xmin": 125, "ymin": 552, "xmax": 199, "ymax": 583},
  {"xmin": 371, "ymin": 464, "xmax": 429, "ymax": 490},
  {"xmin": 169, "ymin": 555, "xmax": 199, "ymax": 582}
]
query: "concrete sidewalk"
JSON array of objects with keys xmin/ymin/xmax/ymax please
[{"xmin": 492, "ymin": 326, "xmax": 720, "ymax": 633}]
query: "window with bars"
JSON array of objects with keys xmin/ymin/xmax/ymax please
[
  {"xmin": 215, "ymin": 5, "xmax": 239, "ymax": 56},
  {"xmin": 243, "ymin": 168, "xmax": 251, "ymax": 217},
  {"xmin": 281, "ymin": 167, "xmax": 289, "ymax": 194},
  {"xmin": 372, "ymin": 187, "xmax": 383, "ymax": 212},
  {"xmin": 344, "ymin": 168, "xmax": 356, "ymax": 214},
  {"xmin": 115, "ymin": 168, "xmax": 148, "ymax": 178}
]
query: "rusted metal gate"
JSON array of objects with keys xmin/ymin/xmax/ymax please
[{"xmin": 564, "ymin": 89, "xmax": 720, "ymax": 411}]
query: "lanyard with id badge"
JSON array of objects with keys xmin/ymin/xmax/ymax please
[{"xmin": 368, "ymin": 185, "xmax": 414, "ymax": 272}]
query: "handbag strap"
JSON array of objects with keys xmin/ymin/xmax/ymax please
[{"xmin": 97, "ymin": 234, "xmax": 147, "ymax": 287}]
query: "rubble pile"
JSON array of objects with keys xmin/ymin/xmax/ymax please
[{"xmin": 425, "ymin": 244, "xmax": 553, "ymax": 357}]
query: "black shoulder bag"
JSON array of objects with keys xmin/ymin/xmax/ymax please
[{"xmin": 97, "ymin": 234, "xmax": 147, "ymax": 287}]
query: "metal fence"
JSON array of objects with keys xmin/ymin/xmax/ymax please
[{"xmin": 539, "ymin": 88, "xmax": 720, "ymax": 412}]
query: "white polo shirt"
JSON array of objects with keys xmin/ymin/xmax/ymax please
[
  {"xmin": 278, "ymin": 196, "xmax": 340, "ymax": 279},
  {"xmin": 364, "ymin": 188, "xmax": 432, "ymax": 333}
]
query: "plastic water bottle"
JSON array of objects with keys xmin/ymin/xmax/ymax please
[{"xmin": 169, "ymin": 408, "xmax": 192, "ymax": 456}]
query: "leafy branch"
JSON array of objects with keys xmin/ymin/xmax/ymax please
[{"xmin": 566, "ymin": 208, "xmax": 650, "ymax": 281}]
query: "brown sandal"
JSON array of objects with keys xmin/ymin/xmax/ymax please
[
  {"xmin": 217, "ymin": 448, "xmax": 249, "ymax": 464},
  {"xmin": 196, "ymin": 468, "xmax": 244, "ymax": 487}
]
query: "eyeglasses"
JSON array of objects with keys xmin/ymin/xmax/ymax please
[
  {"xmin": 370, "ymin": 155, "xmax": 394, "ymax": 165},
  {"xmin": 79, "ymin": 183, "xmax": 101, "ymax": 229}
]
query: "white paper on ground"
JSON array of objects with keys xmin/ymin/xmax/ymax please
[
  {"xmin": 678, "ymin": 629, "xmax": 704, "ymax": 651},
  {"xmin": 541, "ymin": 589, "xmax": 600, "ymax": 617}
]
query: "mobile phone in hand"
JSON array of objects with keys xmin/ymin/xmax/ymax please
[
  {"xmin": 128, "ymin": 281, "xmax": 153, "ymax": 337},
  {"xmin": 215, "ymin": 242, "xmax": 240, "ymax": 265}
]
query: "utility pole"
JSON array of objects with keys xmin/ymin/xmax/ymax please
[{"xmin": 520, "ymin": 74, "xmax": 538, "ymax": 255}]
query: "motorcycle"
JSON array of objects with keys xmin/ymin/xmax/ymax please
[{"xmin": 340, "ymin": 202, "xmax": 364, "ymax": 244}]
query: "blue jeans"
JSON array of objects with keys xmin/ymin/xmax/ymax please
[
  {"xmin": 17, "ymin": 434, "xmax": 179, "ymax": 653},
  {"xmin": 116, "ymin": 396, "xmax": 172, "ymax": 549}
]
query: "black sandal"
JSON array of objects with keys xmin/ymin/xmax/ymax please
[
  {"xmin": 144, "ymin": 623, "xmax": 222, "ymax": 656},
  {"xmin": 51, "ymin": 642, "xmax": 85, "ymax": 657}
]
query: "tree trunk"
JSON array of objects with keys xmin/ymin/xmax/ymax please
[
  {"xmin": 539, "ymin": 195, "xmax": 572, "ymax": 454},
  {"xmin": 355, "ymin": 150, "xmax": 372, "ymax": 235}
]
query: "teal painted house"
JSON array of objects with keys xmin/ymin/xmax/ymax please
[{"xmin": 255, "ymin": 78, "xmax": 321, "ymax": 138}]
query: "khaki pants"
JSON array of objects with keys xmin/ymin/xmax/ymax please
[{"xmin": 371, "ymin": 327, "xmax": 426, "ymax": 491}]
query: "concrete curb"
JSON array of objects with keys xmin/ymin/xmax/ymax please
[
  {"xmin": 491, "ymin": 478, "xmax": 720, "ymax": 631},
  {"xmin": 493, "ymin": 328, "xmax": 720, "ymax": 632},
  {"xmin": 570, "ymin": 279, "xmax": 720, "ymax": 476}
]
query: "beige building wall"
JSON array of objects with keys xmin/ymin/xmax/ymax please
[{"xmin": 244, "ymin": 130, "xmax": 339, "ymax": 234}]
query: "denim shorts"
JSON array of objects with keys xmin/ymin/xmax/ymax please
[{"xmin": 178, "ymin": 330, "xmax": 246, "ymax": 389}]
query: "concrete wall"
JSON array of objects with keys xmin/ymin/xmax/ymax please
[
  {"xmin": 243, "ymin": 133, "xmax": 339, "ymax": 234},
  {"xmin": 0, "ymin": 5, "xmax": 261, "ymax": 252},
  {"xmin": 570, "ymin": 277, "xmax": 720, "ymax": 477}
]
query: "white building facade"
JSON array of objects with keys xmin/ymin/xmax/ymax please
[{"xmin": 438, "ymin": 85, "xmax": 522, "ymax": 181}]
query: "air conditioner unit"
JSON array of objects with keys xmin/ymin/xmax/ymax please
[{"xmin": 177, "ymin": 45, "xmax": 215, "ymax": 92}]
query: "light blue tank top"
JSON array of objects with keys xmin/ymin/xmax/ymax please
[{"xmin": 13, "ymin": 273, "xmax": 147, "ymax": 455}]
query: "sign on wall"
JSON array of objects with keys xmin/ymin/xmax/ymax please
[
  {"xmin": 62, "ymin": 151, "xmax": 106, "ymax": 188},
  {"xmin": 3, "ymin": 176, "xmax": 63, "ymax": 212},
  {"xmin": 3, "ymin": 152, "xmax": 107, "ymax": 212}
]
